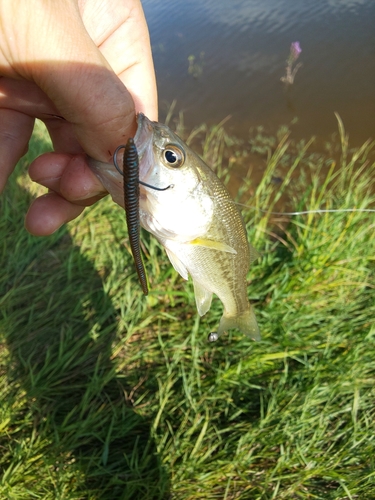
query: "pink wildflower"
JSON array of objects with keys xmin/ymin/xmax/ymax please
[{"xmin": 290, "ymin": 41, "xmax": 302, "ymax": 62}]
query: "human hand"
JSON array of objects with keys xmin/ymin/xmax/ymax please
[{"xmin": 0, "ymin": 0, "xmax": 157, "ymax": 235}]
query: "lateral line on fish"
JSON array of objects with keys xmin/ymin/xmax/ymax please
[
  {"xmin": 233, "ymin": 204, "xmax": 375, "ymax": 216},
  {"xmin": 115, "ymin": 145, "xmax": 373, "ymax": 217},
  {"xmin": 183, "ymin": 191, "xmax": 374, "ymax": 216},
  {"xmin": 195, "ymin": 193, "xmax": 375, "ymax": 216},
  {"xmin": 123, "ymin": 138, "xmax": 149, "ymax": 295}
]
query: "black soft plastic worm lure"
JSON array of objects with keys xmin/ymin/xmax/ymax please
[
  {"xmin": 113, "ymin": 139, "xmax": 172, "ymax": 295},
  {"xmin": 123, "ymin": 138, "xmax": 149, "ymax": 295}
]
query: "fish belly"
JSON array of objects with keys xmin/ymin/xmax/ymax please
[
  {"xmin": 164, "ymin": 240, "xmax": 260, "ymax": 340},
  {"xmin": 166, "ymin": 241, "xmax": 246, "ymax": 313}
]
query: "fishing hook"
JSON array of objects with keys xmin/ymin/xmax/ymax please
[{"xmin": 113, "ymin": 144, "xmax": 173, "ymax": 191}]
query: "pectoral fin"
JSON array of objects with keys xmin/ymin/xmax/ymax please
[
  {"xmin": 165, "ymin": 248, "xmax": 189, "ymax": 280},
  {"xmin": 193, "ymin": 279, "xmax": 213, "ymax": 316},
  {"xmin": 189, "ymin": 238, "xmax": 237, "ymax": 254}
]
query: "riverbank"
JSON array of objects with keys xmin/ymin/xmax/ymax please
[{"xmin": 1, "ymin": 119, "xmax": 374, "ymax": 499}]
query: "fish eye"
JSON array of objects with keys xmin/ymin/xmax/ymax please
[{"xmin": 163, "ymin": 145, "xmax": 185, "ymax": 168}]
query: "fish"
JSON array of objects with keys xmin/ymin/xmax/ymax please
[{"xmin": 88, "ymin": 113, "xmax": 260, "ymax": 341}]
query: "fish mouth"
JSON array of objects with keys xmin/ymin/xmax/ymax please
[
  {"xmin": 134, "ymin": 113, "xmax": 154, "ymax": 159},
  {"xmin": 134, "ymin": 113, "xmax": 155, "ymax": 182}
]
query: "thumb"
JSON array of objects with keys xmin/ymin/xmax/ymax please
[{"xmin": 4, "ymin": 0, "xmax": 136, "ymax": 162}]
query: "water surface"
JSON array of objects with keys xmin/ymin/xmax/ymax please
[{"xmin": 143, "ymin": 0, "xmax": 375, "ymax": 145}]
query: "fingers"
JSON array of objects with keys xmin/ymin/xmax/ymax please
[
  {"xmin": 26, "ymin": 152, "xmax": 107, "ymax": 235},
  {"xmin": 0, "ymin": 0, "xmax": 158, "ymax": 235},
  {"xmin": 38, "ymin": 63, "xmax": 136, "ymax": 162},
  {"xmin": 29, "ymin": 152, "xmax": 106, "ymax": 203},
  {"xmin": 0, "ymin": 76, "xmax": 87, "ymax": 156},
  {"xmin": 2, "ymin": 0, "xmax": 136, "ymax": 161},
  {"xmin": 25, "ymin": 192, "xmax": 85, "ymax": 236},
  {"xmin": 0, "ymin": 108, "xmax": 34, "ymax": 191},
  {"xmin": 43, "ymin": 116, "xmax": 83, "ymax": 155},
  {"xmin": 80, "ymin": 0, "xmax": 158, "ymax": 120}
]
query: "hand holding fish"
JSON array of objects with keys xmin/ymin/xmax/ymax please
[{"xmin": 0, "ymin": 0, "xmax": 156, "ymax": 235}]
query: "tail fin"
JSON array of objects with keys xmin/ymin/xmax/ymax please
[{"xmin": 210, "ymin": 305, "xmax": 260, "ymax": 342}]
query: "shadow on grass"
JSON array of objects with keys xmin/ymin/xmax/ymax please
[{"xmin": 1, "ymin": 165, "xmax": 170, "ymax": 499}]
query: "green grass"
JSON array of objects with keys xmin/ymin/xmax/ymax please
[{"xmin": 0, "ymin": 117, "xmax": 374, "ymax": 499}]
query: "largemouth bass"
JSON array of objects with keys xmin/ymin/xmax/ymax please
[{"xmin": 89, "ymin": 113, "xmax": 260, "ymax": 341}]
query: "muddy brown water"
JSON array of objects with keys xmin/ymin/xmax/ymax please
[{"xmin": 143, "ymin": 0, "xmax": 375, "ymax": 148}]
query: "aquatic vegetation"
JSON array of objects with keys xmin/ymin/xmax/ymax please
[
  {"xmin": 281, "ymin": 41, "xmax": 303, "ymax": 85},
  {"xmin": 0, "ymin": 118, "xmax": 374, "ymax": 499},
  {"xmin": 188, "ymin": 52, "xmax": 205, "ymax": 78}
]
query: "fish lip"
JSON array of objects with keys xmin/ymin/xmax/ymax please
[
  {"xmin": 134, "ymin": 112, "xmax": 155, "ymax": 182},
  {"xmin": 134, "ymin": 112, "xmax": 153, "ymax": 159},
  {"xmin": 134, "ymin": 112, "xmax": 145, "ymax": 144}
]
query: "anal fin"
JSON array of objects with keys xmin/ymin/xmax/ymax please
[{"xmin": 193, "ymin": 279, "xmax": 213, "ymax": 316}]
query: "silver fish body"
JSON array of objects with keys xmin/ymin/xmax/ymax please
[{"xmin": 89, "ymin": 113, "xmax": 260, "ymax": 341}]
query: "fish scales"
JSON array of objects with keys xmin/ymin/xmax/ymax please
[
  {"xmin": 88, "ymin": 113, "xmax": 260, "ymax": 341},
  {"xmin": 180, "ymin": 168, "xmax": 250, "ymax": 314}
]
